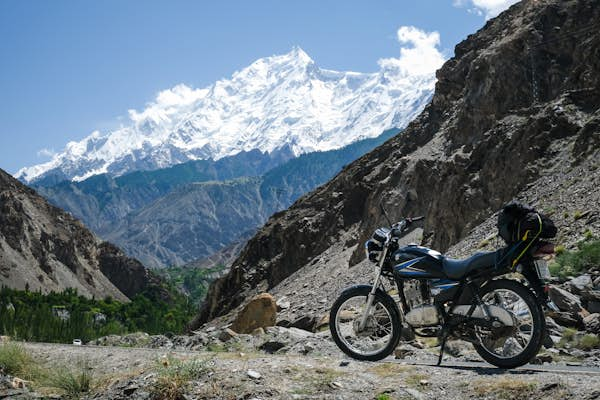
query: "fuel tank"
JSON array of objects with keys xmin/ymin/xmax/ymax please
[{"xmin": 392, "ymin": 244, "xmax": 445, "ymax": 279}]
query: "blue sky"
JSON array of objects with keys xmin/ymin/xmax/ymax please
[{"xmin": 0, "ymin": 0, "xmax": 514, "ymax": 174}]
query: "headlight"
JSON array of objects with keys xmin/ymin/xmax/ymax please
[{"xmin": 365, "ymin": 240, "xmax": 382, "ymax": 263}]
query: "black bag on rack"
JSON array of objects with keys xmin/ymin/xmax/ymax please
[{"xmin": 497, "ymin": 201, "xmax": 557, "ymax": 244}]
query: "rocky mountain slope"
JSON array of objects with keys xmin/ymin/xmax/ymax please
[
  {"xmin": 194, "ymin": 0, "xmax": 600, "ymax": 327},
  {"xmin": 37, "ymin": 129, "xmax": 399, "ymax": 268},
  {"xmin": 17, "ymin": 47, "xmax": 433, "ymax": 184},
  {"xmin": 0, "ymin": 169, "xmax": 156, "ymax": 301}
]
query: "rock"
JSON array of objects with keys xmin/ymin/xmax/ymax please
[
  {"xmin": 583, "ymin": 313, "xmax": 600, "ymax": 334},
  {"xmin": 276, "ymin": 319, "xmax": 292, "ymax": 328},
  {"xmin": 548, "ymin": 286, "xmax": 583, "ymax": 313},
  {"xmin": 290, "ymin": 315, "xmax": 317, "ymax": 332},
  {"xmin": 546, "ymin": 316, "xmax": 565, "ymax": 334},
  {"xmin": 286, "ymin": 327, "xmax": 315, "ymax": 339},
  {"xmin": 10, "ymin": 377, "xmax": 27, "ymax": 389},
  {"xmin": 339, "ymin": 361, "xmax": 350, "ymax": 367},
  {"xmin": 276, "ymin": 297, "xmax": 291, "ymax": 310},
  {"xmin": 394, "ymin": 343, "xmax": 418, "ymax": 359},
  {"xmin": 314, "ymin": 314, "xmax": 329, "ymax": 331},
  {"xmin": 231, "ymin": 293, "xmax": 277, "ymax": 334},
  {"xmin": 541, "ymin": 382, "xmax": 560, "ymax": 391},
  {"xmin": 251, "ymin": 327, "xmax": 265, "ymax": 336},
  {"xmin": 405, "ymin": 388, "xmax": 425, "ymax": 400},
  {"xmin": 588, "ymin": 301, "xmax": 600, "ymax": 314},
  {"xmin": 259, "ymin": 341, "xmax": 287, "ymax": 354},
  {"xmin": 445, "ymin": 340, "xmax": 471, "ymax": 357},
  {"xmin": 581, "ymin": 289, "xmax": 600, "ymax": 302},
  {"xmin": 532, "ymin": 353, "xmax": 554, "ymax": 364},
  {"xmin": 218, "ymin": 328, "xmax": 238, "ymax": 342},
  {"xmin": 548, "ymin": 311, "xmax": 580, "ymax": 328},
  {"xmin": 247, "ymin": 370, "xmax": 262, "ymax": 380},
  {"xmin": 123, "ymin": 384, "xmax": 139, "ymax": 396},
  {"xmin": 568, "ymin": 275, "xmax": 593, "ymax": 294}
]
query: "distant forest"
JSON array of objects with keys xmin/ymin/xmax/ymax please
[{"xmin": 0, "ymin": 286, "xmax": 195, "ymax": 343}]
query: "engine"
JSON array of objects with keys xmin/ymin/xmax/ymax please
[{"xmin": 403, "ymin": 279, "xmax": 440, "ymax": 327}]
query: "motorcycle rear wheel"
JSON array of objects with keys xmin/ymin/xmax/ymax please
[
  {"xmin": 472, "ymin": 279, "xmax": 545, "ymax": 368},
  {"xmin": 329, "ymin": 285, "xmax": 402, "ymax": 361}
]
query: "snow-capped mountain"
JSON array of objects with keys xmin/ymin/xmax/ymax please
[{"xmin": 17, "ymin": 47, "xmax": 435, "ymax": 183}]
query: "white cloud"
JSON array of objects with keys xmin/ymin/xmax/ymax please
[
  {"xmin": 128, "ymin": 84, "xmax": 207, "ymax": 125},
  {"xmin": 454, "ymin": 0, "xmax": 520, "ymax": 19},
  {"xmin": 378, "ymin": 26, "xmax": 446, "ymax": 77},
  {"xmin": 37, "ymin": 148, "xmax": 56, "ymax": 158}
]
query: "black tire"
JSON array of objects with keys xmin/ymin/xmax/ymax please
[
  {"xmin": 472, "ymin": 279, "xmax": 546, "ymax": 369},
  {"xmin": 329, "ymin": 285, "xmax": 402, "ymax": 361}
]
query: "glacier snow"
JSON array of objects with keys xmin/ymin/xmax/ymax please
[{"xmin": 17, "ymin": 47, "xmax": 436, "ymax": 183}]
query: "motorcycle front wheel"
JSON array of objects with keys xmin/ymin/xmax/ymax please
[
  {"xmin": 329, "ymin": 285, "xmax": 402, "ymax": 361},
  {"xmin": 472, "ymin": 279, "xmax": 546, "ymax": 368}
]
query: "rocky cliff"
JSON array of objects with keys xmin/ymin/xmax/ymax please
[
  {"xmin": 0, "ymin": 168, "xmax": 154, "ymax": 301},
  {"xmin": 193, "ymin": 0, "xmax": 600, "ymax": 328}
]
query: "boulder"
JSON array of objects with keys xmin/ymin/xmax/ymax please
[
  {"xmin": 548, "ymin": 285, "xmax": 583, "ymax": 313},
  {"xmin": 259, "ymin": 340, "xmax": 287, "ymax": 354},
  {"xmin": 276, "ymin": 297, "xmax": 291, "ymax": 311},
  {"xmin": 587, "ymin": 301, "xmax": 600, "ymax": 314},
  {"xmin": 314, "ymin": 314, "xmax": 329, "ymax": 331},
  {"xmin": 548, "ymin": 311, "xmax": 580, "ymax": 328},
  {"xmin": 290, "ymin": 315, "xmax": 317, "ymax": 332},
  {"xmin": 231, "ymin": 293, "xmax": 277, "ymax": 334},
  {"xmin": 218, "ymin": 328, "xmax": 238, "ymax": 342},
  {"xmin": 583, "ymin": 313, "xmax": 600, "ymax": 334},
  {"xmin": 567, "ymin": 275, "xmax": 593, "ymax": 294}
]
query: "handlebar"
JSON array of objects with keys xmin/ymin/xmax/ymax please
[{"xmin": 390, "ymin": 216, "xmax": 425, "ymax": 237}]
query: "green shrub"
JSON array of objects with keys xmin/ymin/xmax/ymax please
[
  {"xmin": 558, "ymin": 328, "xmax": 577, "ymax": 348},
  {"xmin": 573, "ymin": 211, "xmax": 583, "ymax": 220},
  {"xmin": 46, "ymin": 361, "xmax": 93, "ymax": 399},
  {"xmin": 152, "ymin": 357, "xmax": 212, "ymax": 400},
  {"xmin": 0, "ymin": 342, "xmax": 34, "ymax": 378},
  {"xmin": 550, "ymin": 240, "xmax": 600, "ymax": 279},
  {"xmin": 578, "ymin": 334, "xmax": 600, "ymax": 350}
]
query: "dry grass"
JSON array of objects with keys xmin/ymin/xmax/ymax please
[
  {"xmin": 368, "ymin": 362, "xmax": 412, "ymax": 377},
  {"xmin": 151, "ymin": 355, "xmax": 214, "ymax": 400},
  {"xmin": 0, "ymin": 342, "xmax": 37, "ymax": 379},
  {"xmin": 471, "ymin": 377, "xmax": 537, "ymax": 399},
  {"xmin": 44, "ymin": 361, "xmax": 94, "ymax": 400},
  {"xmin": 404, "ymin": 372, "xmax": 429, "ymax": 387},
  {"xmin": 289, "ymin": 365, "xmax": 346, "ymax": 395}
]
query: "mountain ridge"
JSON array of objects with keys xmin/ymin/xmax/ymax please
[{"xmin": 17, "ymin": 47, "xmax": 434, "ymax": 184}]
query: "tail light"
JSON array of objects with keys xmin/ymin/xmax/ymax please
[{"xmin": 533, "ymin": 243, "xmax": 555, "ymax": 258}]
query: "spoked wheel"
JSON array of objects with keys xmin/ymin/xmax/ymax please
[
  {"xmin": 329, "ymin": 286, "xmax": 401, "ymax": 361},
  {"xmin": 473, "ymin": 279, "xmax": 545, "ymax": 368}
]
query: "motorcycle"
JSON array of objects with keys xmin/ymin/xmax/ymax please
[{"xmin": 329, "ymin": 203, "xmax": 557, "ymax": 368}]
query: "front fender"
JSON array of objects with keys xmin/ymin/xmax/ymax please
[{"xmin": 339, "ymin": 285, "xmax": 398, "ymax": 308}]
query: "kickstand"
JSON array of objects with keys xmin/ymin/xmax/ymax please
[{"xmin": 437, "ymin": 330, "xmax": 448, "ymax": 366}]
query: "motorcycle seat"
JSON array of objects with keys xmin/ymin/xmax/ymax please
[{"xmin": 442, "ymin": 251, "xmax": 498, "ymax": 279}]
